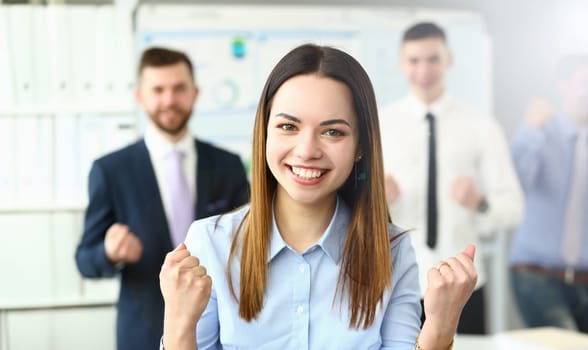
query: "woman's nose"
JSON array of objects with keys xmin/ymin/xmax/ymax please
[{"xmin": 293, "ymin": 132, "xmax": 322, "ymax": 160}]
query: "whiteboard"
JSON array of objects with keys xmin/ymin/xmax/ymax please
[{"xmin": 135, "ymin": 5, "xmax": 491, "ymax": 165}]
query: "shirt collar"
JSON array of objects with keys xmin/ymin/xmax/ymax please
[
  {"xmin": 406, "ymin": 91, "xmax": 453, "ymax": 120},
  {"xmin": 144, "ymin": 122, "xmax": 193, "ymax": 158},
  {"xmin": 268, "ymin": 196, "xmax": 351, "ymax": 264}
]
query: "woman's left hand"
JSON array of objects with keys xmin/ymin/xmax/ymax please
[{"xmin": 421, "ymin": 244, "xmax": 478, "ymax": 346}]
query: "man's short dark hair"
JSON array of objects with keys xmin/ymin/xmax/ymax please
[
  {"xmin": 402, "ymin": 22, "xmax": 447, "ymax": 43},
  {"xmin": 138, "ymin": 47, "xmax": 195, "ymax": 81}
]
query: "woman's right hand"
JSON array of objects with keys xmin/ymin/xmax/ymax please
[{"xmin": 160, "ymin": 243, "xmax": 212, "ymax": 343}]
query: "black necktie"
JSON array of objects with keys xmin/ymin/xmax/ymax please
[{"xmin": 425, "ymin": 112, "xmax": 437, "ymax": 249}]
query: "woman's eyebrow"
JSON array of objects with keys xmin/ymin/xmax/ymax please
[
  {"xmin": 274, "ymin": 113, "xmax": 300, "ymax": 123},
  {"xmin": 320, "ymin": 119, "xmax": 351, "ymax": 127},
  {"xmin": 274, "ymin": 113, "xmax": 351, "ymax": 128}
]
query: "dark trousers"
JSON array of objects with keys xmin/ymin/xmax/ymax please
[
  {"xmin": 420, "ymin": 286, "xmax": 487, "ymax": 335},
  {"xmin": 511, "ymin": 268, "xmax": 588, "ymax": 332}
]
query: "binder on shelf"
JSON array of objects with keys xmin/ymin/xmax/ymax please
[
  {"xmin": 37, "ymin": 115, "xmax": 54, "ymax": 202},
  {"xmin": 54, "ymin": 114, "xmax": 82, "ymax": 203},
  {"xmin": 31, "ymin": 5, "xmax": 52, "ymax": 106},
  {"xmin": 78, "ymin": 114, "xmax": 106, "ymax": 202},
  {"xmin": 14, "ymin": 115, "xmax": 38, "ymax": 203},
  {"xmin": 95, "ymin": 6, "xmax": 118, "ymax": 104},
  {"xmin": 0, "ymin": 7, "xmax": 16, "ymax": 107},
  {"xmin": 113, "ymin": 8, "xmax": 136, "ymax": 105},
  {"xmin": 7, "ymin": 5, "xmax": 35, "ymax": 106},
  {"xmin": 0, "ymin": 115, "xmax": 16, "ymax": 205},
  {"xmin": 69, "ymin": 5, "xmax": 98, "ymax": 104},
  {"xmin": 14, "ymin": 115, "xmax": 53, "ymax": 204},
  {"xmin": 46, "ymin": 5, "xmax": 73, "ymax": 104}
]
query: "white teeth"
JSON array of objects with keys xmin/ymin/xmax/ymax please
[{"xmin": 291, "ymin": 166, "xmax": 323, "ymax": 179}]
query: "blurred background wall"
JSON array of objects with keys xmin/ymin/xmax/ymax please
[{"xmin": 35, "ymin": 0, "xmax": 587, "ymax": 137}]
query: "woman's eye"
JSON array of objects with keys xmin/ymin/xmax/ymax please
[
  {"xmin": 325, "ymin": 129, "xmax": 344, "ymax": 137},
  {"xmin": 280, "ymin": 124, "xmax": 296, "ymax": 131}
]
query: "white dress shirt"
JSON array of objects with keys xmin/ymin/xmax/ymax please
[
  {"xmin": 144, "ymin": 123, "xmax": 197, "ymax": 227},
  {"xmin": 379, "ymin": 92, "xmax": 523, "ymax": 295}
]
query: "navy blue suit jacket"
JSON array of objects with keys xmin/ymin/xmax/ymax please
[{"xmin": 75, "ymin": 139, "xmax": 249, "ymax": 350}]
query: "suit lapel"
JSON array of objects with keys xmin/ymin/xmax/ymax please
[
  {"xmin": 195, "ymin": 139, "xmax": 208, "ymax": 219},
  {"xmin": 133, "ymin": 140, "xmax": 172, "ymax": 248},
  {"xmin": 134, "ymin": 140, "xmax": 162, "ymax": 205}
]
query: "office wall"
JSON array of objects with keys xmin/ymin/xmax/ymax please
[{"xmin": 137, "ymin": 0, "xmax": 588, "ymax": 137}]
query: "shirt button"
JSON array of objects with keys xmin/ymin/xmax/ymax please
[
  {"xmin": 299, "ymin": 264, "xmax": 305, "ymax": 272},
  {"xmin": 297, "ymin": 306, "xmax": 303, "ymax": 314}
]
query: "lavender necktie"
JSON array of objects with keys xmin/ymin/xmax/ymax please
[
  {"xmin": 562, "ymin": 128, "xmax": 588, "ymax": 266},
  {"xmin": 166, "ymin": 149, "xmax": 194, "ymax": 247}
]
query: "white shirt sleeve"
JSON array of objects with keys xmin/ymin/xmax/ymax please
[{"xmin": 475, "ymin": 118, "xmax": 524, "ymax": 235}]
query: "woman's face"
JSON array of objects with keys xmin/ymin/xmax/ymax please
[{"xmin": 266, "ymin": 74, "xmax": 359, "ymax": 208}]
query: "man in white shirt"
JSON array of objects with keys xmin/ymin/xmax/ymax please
[{"xmin": 380, "ymin": 22, "xmax": 523, "ymax": 334}]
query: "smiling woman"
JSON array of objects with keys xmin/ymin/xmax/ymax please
[
  {"xmin": 266, "ymin": 74, "xmax": 359, "ymax": 212},
  {"xmin": 159, "ymin": 43, "xmax": 477, "ymax": 350}
]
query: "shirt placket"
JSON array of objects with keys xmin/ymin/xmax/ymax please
[{"xmin": 292, "ymin": 255, "xmax": 311, "ymax": 350}]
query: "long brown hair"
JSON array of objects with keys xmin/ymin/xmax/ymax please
[{"xmin": 227, "ymin": 44, "xmax": 392, "ymax": 329}]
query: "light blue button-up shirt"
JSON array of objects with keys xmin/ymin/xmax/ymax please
[
  {"xmin": 510, "ymin": 115, "xmax": 588, "ymax": 268},
  {"xmin": 184, "ymin": 197, "xmax": 421, "ymax": 349}
]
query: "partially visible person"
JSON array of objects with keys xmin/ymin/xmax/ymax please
[
  {"xmin": 379, "ymin": 22, "xmax": 523, "ymax": 334},
  {"xmin": 75, "ymin": 47, "xmax": 250, "ymax": 350},
  {"xmin": 159, "ymin": 43, "xmax": 477, "ymax": 350},
  {"xmin": 510, "ymin": 53, "xmax": 588, "ymax": 332}
]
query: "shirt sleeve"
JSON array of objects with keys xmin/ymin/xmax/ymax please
[
  {"xmin": 75, "ymin": 160, "xmax": 118, "ymax": 278},
  {"xmin": 185, "ymin": 220, "xmax": 222, "ymax": 350},
  {"xmin": 476, "ymin": 118, "xmax": 524, "ymax": 235},
  {"xmin": 381, "ymin": 234, "xmax": 421, "ymax": 349},
  {"xmin": 196, "ymin": 289, "xmax": 221, "ymax": 349},
  {"xmin": 511, "ymin": 122, "xmax": 547, "ymax": 192}
]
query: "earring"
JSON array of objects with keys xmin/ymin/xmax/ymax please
[
  {"xmin": 354, "ymin": 162, "xmax": 358, "ymax": 189},
  {"xmin": 354, "ymin": 160, "xmax": 366, "ymax": 189}
]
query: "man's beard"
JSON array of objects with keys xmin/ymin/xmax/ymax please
[{"xmin": 150, "ymin": 108, "xmax": 192, "ymax": 136}]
